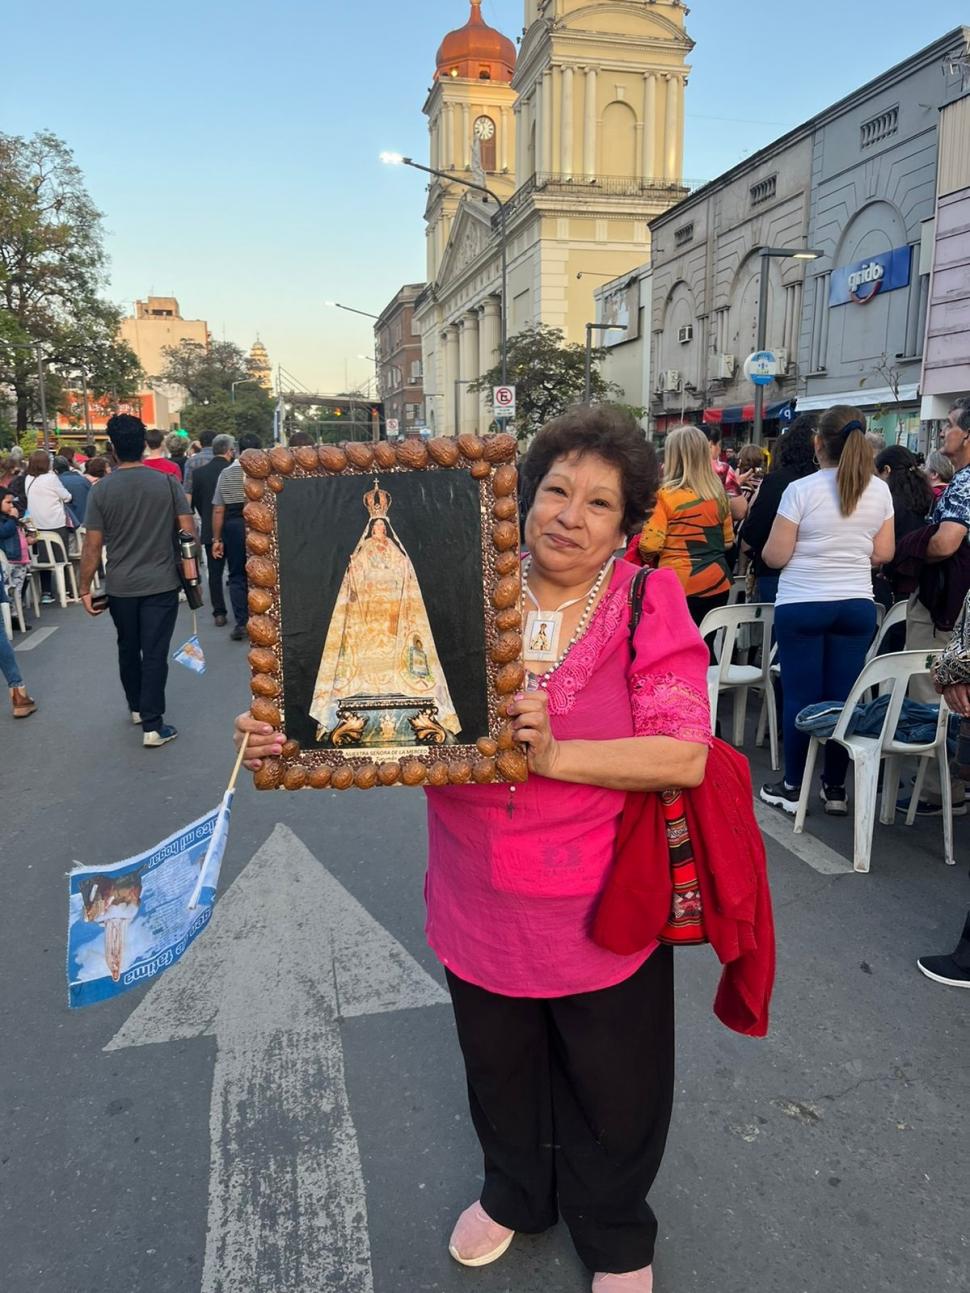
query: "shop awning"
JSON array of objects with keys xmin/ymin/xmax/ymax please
[
  {"xmin": 793, "ymin": 383, "xmax": 919, "ymax": 412},
  {"xmin": 702, "ymin": 399, "xmax": 796, "ymax": 426}
]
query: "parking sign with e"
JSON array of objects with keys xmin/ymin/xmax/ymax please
[{"xmin": 493, "ymin": 385, "xmax": 516, "ymax": 417}]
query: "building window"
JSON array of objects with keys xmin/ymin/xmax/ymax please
[
  {"xmin": 479, "ymin": 67, "xmax": 491, "ymax": 80},
  {"xmin": 410, "ymin": 359, "xmax": 423, "ymax": 381},
  {"xmin": 405, "ymin": 403, "xmax": 420, "ymax": 423},
  {"xmin": 861, "ymin": 105, "xmax": 899, "ymax": 148},
  {"xmin": 674, "ymin": 222, "xmax": 694, "ymax": 247},
  {"xmin": 750, "ymin": 175, "xmax": 777, "ymax": 206}
]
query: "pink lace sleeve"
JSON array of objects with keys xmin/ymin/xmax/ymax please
[
  {"xmin": 630, "ymin": 671, "xmax": 713, "ymax": 745},
  {"xmin": 627, "ymin": 566, "xmax": 713, "ymax": 745}
]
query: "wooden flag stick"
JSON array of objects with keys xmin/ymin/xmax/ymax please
[{"xmin": 226, "ymin": 732, "xmax": 250, "ymax": 796}]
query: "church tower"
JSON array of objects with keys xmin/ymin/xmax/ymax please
[
  {"xmin": 513, "ymin": 0, "xmax": 692, "ymax": 188},
  {"xmin": 423, "ymin": 0, "xmax": 518, "ymax": 281}
]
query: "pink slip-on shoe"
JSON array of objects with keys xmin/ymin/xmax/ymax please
[
  {"xmin": 448, "ymin": 1201, "xmax": 515, "ymax": 1267},
  {"xmin": 592, "ymin": 1267, "xmax": 654, "ymax": 1292}
]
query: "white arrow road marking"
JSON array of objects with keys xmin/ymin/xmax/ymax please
[{"xmin": 106, "ymin": 823, "xmax": 449, "ymax": 1293}]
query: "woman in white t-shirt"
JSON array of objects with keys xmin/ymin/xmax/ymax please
[
  {"xmin": 23, "ymin": 450, "xmax": 73, "ymax": 604},
  {"xmin": 758, "ymin": 407, "xmax": 895, "ymax": 816}
]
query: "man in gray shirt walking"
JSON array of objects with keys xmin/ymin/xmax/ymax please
[{"xmin": 79, "ymin": 414, "xmax": 194, "ymax": 747}]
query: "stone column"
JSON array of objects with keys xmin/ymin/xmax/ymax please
[
  {"xmin": 583, "ymin": 67, "xmax": 598, "ymax": 179},
  {"xmin": 460, "ymin": 311, "xmax": 480, "ymax": 434},
  {"xmin": 642, "ymin": 73, "xmax": 657, "ymax": 180},
  {"xmin": 462, "ymin": 103, "xmax": 471, "ymax": 169},
  {"xmin": 500, "ymin": 106, "xmax": 511, "ymax": 172},
  {"xmin": 443, "ymin": 104, "xmax": 453, "ymax": 170},
  {"xmin": 534, "ymin": 83, "xmax": 545, "ymax": 179},
  {"xmin": 561, "ymin": 66, "xmax": 574, "ymax": 179},
  {"xmin": 551, "ymin": 66, "xmax": 562, "ymax": 174},
  {"xmin": 664, "ymin": 74, "xmax": 679, "ymax": 180},
  {"xmin": 542, "ymin": 69, "xmax": 554, "ymax": 176},
  {"xmin": 479, "ymin": 297, "xmax": 501, "ymax": 373},
  {"xmin": 672, "ymin": 75, "xmax": 685, "ymax": 180},
  {"xmin": 443, "ymin": 324, "xmax": 460, "ymax": 435}
]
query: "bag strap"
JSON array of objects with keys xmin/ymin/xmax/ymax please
[{"xmin": 627, "ymin": 567, "xmax": 652, "ymax": 658}]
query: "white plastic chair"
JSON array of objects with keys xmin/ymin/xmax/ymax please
[
  {"xmin": 31, "ymin": 530, "xmax": 79, "ymax": 607},
  {"xmin": 793, "ymin": 650, "xmax": 954, "ymax": 873},
  {"xmin": 1, "ymin": 599, "xmax": 11, "ymax": 641},
  {"xmin": 0, "ymin": 552, "xmax": 28, "ymax": 633},
  {"xmin": 698, "ymin": 602, "xmax": 779, "ymax": 770},
  {"xmin": 73, "ymin": 526, "xmax": 101, "ymax": 593},
  {"xmin": 865, "ymin": 599, "xmax": 908, "ymax": 663},
  {"xmin": 727, "ymin": 575, "xmax": 748, "ymax": 606}
]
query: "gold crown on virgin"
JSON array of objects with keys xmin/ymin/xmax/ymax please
[{"xmin": 364, "ymin": 477, "xmax": 391, "ymax": 519}]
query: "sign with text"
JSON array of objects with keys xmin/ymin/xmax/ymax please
[
  {"xmin": 829, "ymin": 245, "xmax": 912, "ymax": 307},
  {"xmin": 493, "ymin": 385, "xmax": 516, "ymax": 417}
]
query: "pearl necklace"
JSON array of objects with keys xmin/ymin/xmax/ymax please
[{"xmin": 522, "ymin": 555, "xmax": 613, "ymax": 691}]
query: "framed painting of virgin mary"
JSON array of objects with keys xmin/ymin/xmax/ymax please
[{"xmin": 240, "ymin": 433, "xmax": 529, "ymax": 791}]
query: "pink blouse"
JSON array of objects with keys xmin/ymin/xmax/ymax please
[{"xmin": 424, "ymin": 561, "xmax": 712, "ymax": 998}]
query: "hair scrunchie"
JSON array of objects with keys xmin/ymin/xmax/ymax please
[{"xmin": 840, "ymin": 419, "xmax": 865, "ymax": 441}]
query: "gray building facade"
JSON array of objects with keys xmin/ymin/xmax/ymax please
[{"xmin": 648, "ymin": 27, "xmax": 970, "ymax": 445}]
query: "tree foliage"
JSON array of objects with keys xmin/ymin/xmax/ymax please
[
  {"xmin": 470, "ymin": 322, "xmax": 621, "ymax": 441},
  {"xmin": 161, "ymin": 338, "xmax": 275, "ymax": 444},
  {"xmin": 0, "ymin": 131, "xmax": 142, "ymax": 433}
]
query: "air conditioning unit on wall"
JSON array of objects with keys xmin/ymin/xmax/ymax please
[
  {"xmin": 661, "ymin": 369, "xmax": 682, "ymax": 393},
  {"xmin": 714, "ymin": 353, "xmax": 735, "ymax": 380},
  {"xmin": 773, "ymin": 348, "xmax": 789, "ymax": 373},
  {"xmin": 678, "ymin": 324, "xmax": 694, "ymax": 344}
]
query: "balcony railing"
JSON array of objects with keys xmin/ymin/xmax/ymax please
[{"xmin": 494, "ymin": 172, "xmax": 701, "ymax": 226}]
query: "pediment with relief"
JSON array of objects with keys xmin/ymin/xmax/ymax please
[{"xmin": 435, "ymin": 200, "xmax": 498, "ymax": 292}]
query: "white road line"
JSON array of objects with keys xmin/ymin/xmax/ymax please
[
  {"xmin": 107, "ymin": 823, "xmax": 450, "ymax": 1293},
  {"xmin": 13, "ymin": 626, "xmax": 59, "ymax": 652},
  {"xmin": 755, "ymin": 802, "xmax": 855, "ymax": 875}
]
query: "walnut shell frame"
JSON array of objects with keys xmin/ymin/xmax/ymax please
[{"xmin": 241, "ymin": 434, "xmax": 529, "ymax": 791}]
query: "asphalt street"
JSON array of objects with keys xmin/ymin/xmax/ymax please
[{"xmin": 2, "ymin": 600, "xmax": 968, "ymax": 1293}]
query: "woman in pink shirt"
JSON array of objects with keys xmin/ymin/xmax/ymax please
[{"xmin": 236, "ymin": 407, "xmax": 711, "ymax": 1293}]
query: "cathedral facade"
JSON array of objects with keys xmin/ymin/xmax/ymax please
[{"xmin": 414, "ymin": 0, "xmax": 693, "ymax": 435}]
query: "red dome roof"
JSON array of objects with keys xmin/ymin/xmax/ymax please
[{"xmin": 435, "ymin": 1, "xmax": 516, "ymax": 83}]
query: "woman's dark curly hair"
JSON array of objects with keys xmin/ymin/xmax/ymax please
[
  {"xmin": 772, "ymin": 414, "xmax": 818, "ymax": 479},
  {"xmin": 875, "ymin": 444, "xmax": 935, "ymax": 518},
  {"xmin": 519, "ymin": 406, "xmax": 659, "ymax": 536}
]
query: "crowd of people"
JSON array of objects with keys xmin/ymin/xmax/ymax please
[{"xmin": 0, "ymin": 420, "xmax": 252, "ymax": 730}]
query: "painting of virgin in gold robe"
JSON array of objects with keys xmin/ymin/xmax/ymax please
[{"xmin": 309, "ymin": 480, "xmax": 461, "ymax": 746}]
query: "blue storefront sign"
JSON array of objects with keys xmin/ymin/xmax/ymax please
[{"xmin": 829, "ymin": 245, "xmax": 912, "ymax": 307}]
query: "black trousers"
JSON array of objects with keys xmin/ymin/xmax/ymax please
[
  {"xmin": 446, "ymin": 947, "xmax": 674, "ymax": 1274},
  {"xmin": 204, "ymin": 541, "xmax": 226, "ymax": 617},
  {"xmin": 107, "ymin": 589, "xmax": 179, "ymax": 732},
  {"xmin": 222, "ymin": 512, "xmax": 248, "ymax": 629}
]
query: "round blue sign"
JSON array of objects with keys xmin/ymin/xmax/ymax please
[{"xmin": 743, "ymin": 350, "xmax": 777, "ymax": 387}]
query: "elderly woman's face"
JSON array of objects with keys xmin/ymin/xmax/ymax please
[{"xmin": 525, "ymin": 452, "xmax": 625, "ymax": 580}]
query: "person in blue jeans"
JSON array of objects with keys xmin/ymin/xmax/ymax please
[
  {"xmin": 758, "ymin": 406, "xmax": 896, "ymax": 815},
  {"xmin": 0, "ymin": 502, "xmax": 37, "ymax": 719}
]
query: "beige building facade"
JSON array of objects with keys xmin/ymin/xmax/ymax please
[
  {"xmin": 119, "ymin": 297, "xmax": 209, "ymax": 382},
  {"xmin": 415, "ymin": 0, "xmax": 693, "ymax": 435}
]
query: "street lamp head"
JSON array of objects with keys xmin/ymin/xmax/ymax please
[
  {"xmin": 379, "ymin": 151, "xmax": 405, "ymax": 165},
  {"xmin": 758, "ymin": 245, "xmax": 823, "ymax": 261},
  {"xmin": 792, "ymin": 249, "xmax": 823, "ymax": 261}
]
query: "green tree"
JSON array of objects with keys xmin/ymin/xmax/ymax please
[
  {"xmin": 470, "ymin": 322, "xmax": 620, "ymax": 440},
  {"xmin": 0, "ymin": 131, "xmax": 142, "ymax": 434},
  {"xmin": 161, "ymin": 338, "xmax": 275, "ymax": 444}
]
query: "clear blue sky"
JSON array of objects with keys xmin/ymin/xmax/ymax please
[{"xmin": 2, "ymin": 2, "xmax": 968, "ymax": 393}]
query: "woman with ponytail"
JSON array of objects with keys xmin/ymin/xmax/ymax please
[{"xmin": 758, "ymin": 406, "xmax": 896, "ymax": 815}]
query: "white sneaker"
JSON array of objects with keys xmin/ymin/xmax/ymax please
[
  {"xmin": 131, "ymin": 711, "xmax": 142, "ymax": 725},
  {"xmin": 143, "ymin": 725, "xmax": 178, "ymax": 748}
]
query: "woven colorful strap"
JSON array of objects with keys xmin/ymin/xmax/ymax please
[{"xmin": 657, "ymin": 788, "xmax": 707, "ymax": 946}]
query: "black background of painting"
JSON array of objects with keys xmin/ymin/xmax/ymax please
[{"xmin": 275, "ymin": 469, "xmax": 488, "ymax": 748}]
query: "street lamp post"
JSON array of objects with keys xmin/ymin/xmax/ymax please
[
  {"xmin": 324, "ymin": 301, "xmax": 379, "ymax": 321},
  {"xmin": 751, "ymin": 246, "xmax": 822, "ymax": 445},
  {"xmin": 356, "ymin": 355, "xmax": 382, "ymax": 442},
  {"xmin": 231, "ymin": 379, "xmax": 259, "ymax": 402},
  {"xmin": 584, "ymin": 323, "xmax": 626, "ymax": 404},
  {"xmin": 381, "ymin": 152, "xmax": 509, "ymax": 393}
]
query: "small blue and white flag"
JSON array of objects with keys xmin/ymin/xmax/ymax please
[
  {"xmin": 173, "ymin": 634, "xmax": 206, "ymax": 674},
  {"xmin": 67, "ymin": 797, "xmax": 234, "ymax": 1008}
]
